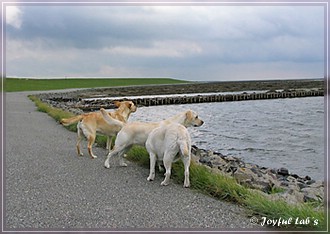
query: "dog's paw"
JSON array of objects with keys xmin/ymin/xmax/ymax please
[
  {"xmin": 147, "ymin": 175, "xmax": 154, "ymax": 181},
  {"xmin": 183, "ymin": 183, "xmax": 190, "ymax": 188},
  {"xmin": 104, "ymin": 162, "xmax": 110, "ymax": 169},
  {"xmin": 119, "ymin": 159, "xmax": 127, "ymax": 167},
  {"xmin": 160, "ymin": 181, "xmax": 169, "ymax": 186}
]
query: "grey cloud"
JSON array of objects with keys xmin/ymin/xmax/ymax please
[
  {"xmin": 5, "ymin": 5, "xmax": 324, "ymax": 80},
  {"xmin": 8, "ymin": 6, "xmax": 150, "ymax": 48}
]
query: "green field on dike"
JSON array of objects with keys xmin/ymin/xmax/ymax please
[{"xmin": 4, "ymin": 77, "xmax": 188, "ymax": 92}]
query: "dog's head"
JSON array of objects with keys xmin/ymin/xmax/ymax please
[
  {"xmin": 114, "ymin": 101, "xmax": 137, "ymax": 113},
  {"xmin": 184, "ymin": 110, "xmax": 204, "ymax": 127}
]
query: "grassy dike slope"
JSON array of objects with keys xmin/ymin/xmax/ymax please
[
  {"xmin": 4, "ymin": 77, "xmax": 188, "ymax": 92},
  {"xmin": 6, "ymin": 77, "xmax": 326, "ymax": 229}
]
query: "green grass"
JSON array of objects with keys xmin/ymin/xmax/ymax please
[
  {"xmin": 28, "ymin": 95, "xmax": 76, "ymax": 129},
  {"xmin": 5, "ymin": 77, "xmax": 189, "ymax": 92},
  {"xmin": 127, "ymin": 146, "xmax": 326, "ymax": 229},
  {"xmin": 28, "ymin": 94, "xmax": 326, "ymax": 230}
]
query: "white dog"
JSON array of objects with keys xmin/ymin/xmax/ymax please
[
  {"xmin": 100, "ymin": 109, "xmax": 204, "ymax": 168},
  {"xmin": 146, "ymin": 123, "xmax": 192, "ymax": 187}
]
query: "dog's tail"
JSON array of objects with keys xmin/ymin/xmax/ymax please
[
  {"xmin": 178, "ymin": 131, "xmax": 191, "ymax": 157},
  {"xmin": 60, "ymin": 115, "xmax": 84, "ymax": 126},
  {"xmin": 179, "ymin": 141, "xmax": 190, "ymax": 157},
  {"xmin": 175, "ymin": 125, "xmax": 191, "ymax": 157},
  {"xmin": 100, "ymin": 108, "xmax": 125, "ymax": 128}
]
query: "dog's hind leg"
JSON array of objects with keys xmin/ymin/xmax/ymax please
[
  {"xmin": 76, "ymin": 123, "xmax": 84, "ymax": 156},
  {"xmin": 161, "ymin": 152, "xmax": 173, "ymax": 186},
  {"xmin": 147, "ymin": 152, "xmax": 157, "ymax": 181},
  {"xmin": 181, "ymin": 155, "xmax": 191, "ymax": 188}
]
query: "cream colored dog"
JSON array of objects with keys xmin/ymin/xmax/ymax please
[
  {"xmin": 100, "ymin": 108, "xmax": 203, "ymax": 168},
  {"xmin": 146, "ymin": 123, "xmax": 193, "ymax": 187},
  {"xmin": 61, "ymin": 101, "xmax": 137, "ymax": 159}
]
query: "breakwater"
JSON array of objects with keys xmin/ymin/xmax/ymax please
[
  {"xmin": 62, "ymin": 89, "xmax": 324, "ymax": 112},
  {"xmin": 35, "ymin": 79, "xmax": 324, "ymax": 113}
]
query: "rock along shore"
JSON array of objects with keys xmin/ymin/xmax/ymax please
[{"xmin": 191, "ymin": 146, "xmax": 324, "ymax": 206}]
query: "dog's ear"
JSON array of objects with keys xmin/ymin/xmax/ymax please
[
  {"xmin": 126, "ymin": 102, "xmax": 132, "ymax": 108},
  {"xmin": 186, "ymin": 110, "xmax": 193, "ymax": 119},
  {"xmin": 114, "ymin": 101, "xmax": 121, "ymax": 108},
  {"xmin": 127, "ymin": 101, "xmax": 136, "ymax": 109}
]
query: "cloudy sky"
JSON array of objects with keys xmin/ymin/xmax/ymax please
[{"xmin": 5, "ymin": 2, "xmax": 325, "ymax": 81}]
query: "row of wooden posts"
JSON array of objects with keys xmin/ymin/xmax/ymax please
[{"xmin": 77, "ymin": 90, "xmax": 324, "ymax": 111}]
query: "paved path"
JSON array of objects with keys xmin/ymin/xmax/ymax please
[{"xmin": 4, "ymin": 91, "xmax": 257, "ymax": 231}]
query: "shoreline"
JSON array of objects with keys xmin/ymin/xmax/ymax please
[{"xmin": 191, "ymin": 145, "xmax": 324, "ymax": 205}]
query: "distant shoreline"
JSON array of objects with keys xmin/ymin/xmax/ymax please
[
  {"xmin": 33, "ymin": 78, "xmax": 324, "ymax": 114},
  {"xmin": 36, "ymin": 78, "xmax": 324, "ymax": 98},
  {"xmin": 5, "ymin": 77, "xmax": 324, "ymax": 93}
]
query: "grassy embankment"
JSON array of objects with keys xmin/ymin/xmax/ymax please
[
  {"xmin": 4, "ymin": 77, "xmax": 188, "ymax": 92},
  {"xmin": 10, "ymin": 78, "xmax": 326, "ymax": 230}
]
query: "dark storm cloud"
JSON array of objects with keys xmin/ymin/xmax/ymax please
[
  {"xmin": 7, "ymin": 6, "xmax": 150, "ymax": 48},
  {"xmin": 7, "ymin": 6, "xmax": 205, "ymax": 49}
]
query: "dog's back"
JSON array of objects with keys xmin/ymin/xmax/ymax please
[
  {"xmin": 147, "ymin": 123, "xmax": 191, "ymax": 159},
  {"xmin": 117, "ymin": 121, "xmax": 160, "ymax": 146},
  {"xmin": 165, "ymin": 123, "xmax": 191, "ymax": 157}
]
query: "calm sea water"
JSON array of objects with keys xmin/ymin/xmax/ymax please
[{"xmin": 127, "ymin": 96, "xmax": 325, "ymax": 181}]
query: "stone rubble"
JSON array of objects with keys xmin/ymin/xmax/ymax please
[{"xmin": 191, "ymin": 145, "xmax": 324, "ymax": 206}]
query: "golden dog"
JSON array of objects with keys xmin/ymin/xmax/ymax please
[{"xmin": 61, "ymin": 101, "xmax": 137, "ymax": 159}]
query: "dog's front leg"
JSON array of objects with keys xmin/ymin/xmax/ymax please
[
  {"xmin": 104, "ymin": 151, "xmax": 114, "ymax": 168},
  {"xmin": 87, "ymin": 136, "xmax": 97, "ymax": 159},
  {"xmin": 157, "ymin": 161, "xmax": 164, "ymax": 173},
  {"xmin": 147, "ymin": 152, "xmax": 157, "ymax": 181},
  {"xmin": 104, "ymin": 145, "xmax": 127, "ymax": 168},
  {"xmin": 119, "ymin": 156, "xmax": 127, "ymax": 167}
]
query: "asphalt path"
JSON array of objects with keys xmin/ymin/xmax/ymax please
[{"xmin": 4, "ymin": 91, "xmax": 258, "ymax": 231}]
